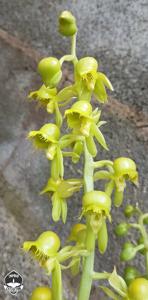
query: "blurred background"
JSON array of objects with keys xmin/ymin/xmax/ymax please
[{"xmin": 0, "ymin": 1, "xmax": 148, "ymax": 299}]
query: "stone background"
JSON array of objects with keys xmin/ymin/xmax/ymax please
[{"xmin": 0, "ymin": 0, "xmax": 148, "ymax": 299}]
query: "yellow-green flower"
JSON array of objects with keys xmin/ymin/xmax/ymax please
[
  {"xmin": 65, "ymin": 101, "xmax": 108, "ymax": 157},
  {"xmin": 28, "ymin": 123, "xmax": 60, "ymax": 160},
  {"xmin": 82, "ymin": 190, "xmax": 111, "ymax": 217},
  {"xmin": 65, "ymin": 100, "xmax": 92, "ymax": 136},
  {"xmin": 76, "ymin": 57, "xmax": 98, "ymax": 91},
  {"xmin": 23, "ymin": 231, "xmax": 61, "ymax": 264},
  {"xmin": 41, "ymin": 178, "xmax": 82, "ymax": 223},
  {"xmin": 68, "ymin": 223, "xmax": 86, "ymax": 244},
  {"xmin": 112, "ymin": 157, "xmax": 138, "ymax": 207},
  {"xmin": 28, "ymin": 85, "xmax": 57, "ymax": 107},
  {"xmin": 113, "ymin": 157, "xmax": 138, "ymax": 186},
  {"xmin": 28, "ymin": 124, "xmax": 65, "ymax": 178},
  {"xmin": 94, "ymin": 157, "xmax": 138, "ymax": 207},
  {"xmin": 28, "ymin": 85, "xmax": 77, "ymax": 127},
  {"xmin": 75, "ymin": 57, "xmax": 113, "ymax": 102},
  {"xmin": 81, "ymin": 190, "xmax": 111, "ymax": 253}
]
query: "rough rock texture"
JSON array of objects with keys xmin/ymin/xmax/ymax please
[{"xmin": 0, "ymin": 1, "xmax": 148, "ymax": 299}]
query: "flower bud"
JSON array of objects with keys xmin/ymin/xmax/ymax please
[
  {"xmin": 76, "ymin": 57, "xmax": 98, "ymax": 77},
  {"xmin": 59, "ymin": 11, "xmax": 77, "ymax": 36},
  {"xmin": 120, "ymin": 242, "xmax": 136, "ymax": 261},
  {"xmin": 38, "ymin": 57, "xmax": 62, "ymax": 87},
  {"xmin": 124, "ymin": 266, "xmax": 140, "ymax": 286},
  {"xmin": 115, "ymin": 222, "xmax": 129, "ymax": 237},
  {"xmin": 128, "ymin": 278, "xmax": 148, "ymax": 300},
  {"xmin": 30, "ymin": 286, "xmax": 52, "ymax": 300},
  {"xmin": 124, "ymin": 205, "xmax": 135, "ymax": 218}
]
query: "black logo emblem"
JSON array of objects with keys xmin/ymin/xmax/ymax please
[{"xmin": 4, "ymin": 270, "xmax": 23, "ymax": 295}]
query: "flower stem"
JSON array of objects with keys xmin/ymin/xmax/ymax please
[
  {"xmin": 59, "ymin": 34, "xmax": 78, "ymax": 66},
  {"xmin": 78, "ymin": 142, "xmax": 95, "ymax": 300},
  {"xmin": 92, "ymin": 272, "xmax": 110, "ymax": 280},
  {"xmin": 139, "ymin": 214, "xmax": 148, "ymax": 276},
  {"xmin": 71, "ymin": 34, "xmax": 78, "ymax": 66},
  {"xmin": 52, "ymin": 261, "xmax": 62, "ymax": 300}
]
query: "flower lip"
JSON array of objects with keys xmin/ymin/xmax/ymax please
[
  {"xmin": 82, "ymin": 190, "xmax": 111, "ymax": 216},
  {"xmin": 65, "ymin": 101, "xmax": 92, "ymax": 118},
  {"xmin": 29, "ymin": 124, "xmax": 60, "ymax": 144},
  {"xmin": 76, "ymin": 57, "xmax": 98, "ymax": 76},
  {"xmin": 29, "ymin": 85, "xmax": 57, "ymax": 102},
  {"xmin": 23, "ymin": 231, "xmax": 60, "ymax": 258}
]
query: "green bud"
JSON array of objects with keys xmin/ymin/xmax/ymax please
[
  {"xmin": 38, "ymin": 57, "xmax": 62, "ymax": 87},
  {"xmin": 120, "ymin": 242, "xmax": 136, "ymax": 261},
  {"xmin": 128, "ymin": 278, "xmax": 148, "ymax": 300},
  {"xmin": 115, "ymin": 222, "xmax": 129, "ymax": 237},
  {"xmin": 124, "ymin": 205, "xmax": 135, "ymax": 218},
  {"xmin": 30, "ymin": 286, "xmax": 52, "ymax": 300},
  {"xmin": 124, "ymin": 266, "xmax": 140, "ymax": 286},
  {"xmin": 59, "ymin": 11, "xmax": 77, "ymax": 36}
]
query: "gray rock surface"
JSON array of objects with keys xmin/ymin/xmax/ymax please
[{"xmin": 0, "ymin": 1, "xmax": 148, "ymax": 299}]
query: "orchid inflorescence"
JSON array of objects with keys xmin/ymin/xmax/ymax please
[{"xmin": 22, "ymin": 10, "xmax": 148, "ymax": 300}]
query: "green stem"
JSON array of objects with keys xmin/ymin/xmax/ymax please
[
  {"xmin": 78, "ymin": 142, "xmax": 95, "ymax": 300},
  {"xmin": 52, "ymin": 261, "xmax": 62, "ymax": 300},
  {"xmin": 92, "ymin": 272, "xmax": 110, "ymax": 280},
  {"xmin": 59, "ymin": 34, "xmax": 78, "ymax": 66},
  {"xmin": 139, "ymin": 214, "xmax": 148, "ymax": 276},
  {"xmin": 71, "ymin": 34, "xmax": 78, "ymax": 66}
]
